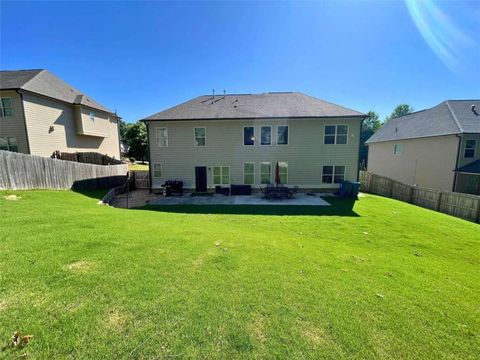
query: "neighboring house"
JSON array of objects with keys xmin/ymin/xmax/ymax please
[
  {"xmin": 0, "ymin": 69, "xmax": 121, "ymax": 158},
  {"xmin": 141, "ymin": 92, "xmax": 366, "ymax": 192},
  {"xmin": 366, "ymin": 100, "xmax": 480, "ymax": 195}
]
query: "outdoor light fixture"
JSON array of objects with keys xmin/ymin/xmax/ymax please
[{"xmin": 49, "ymin": 126, "xmax": 54, "ymax": 133}]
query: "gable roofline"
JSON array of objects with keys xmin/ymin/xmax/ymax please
[
  {"xmin": 0, "ymin": 69, "xmax": 117, "ymax": 115},
  {"xmin": 366, "ymin": 99, "xmax": 480, "ymax": 144},
  {"xmin": 140, "ymin": 92, "xmax": 366, "ymax": 122}
]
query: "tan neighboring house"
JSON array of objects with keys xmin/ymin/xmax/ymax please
[
  {"xmin": 0, "ymin": 69, "xmax": 121, "ymax": 158},
  {"xmin": 366, "ymin": 100, "xmax": 480, "ymax": 195},
  {"xmin": 141, "ymin": 92, "xmax": 367, "ymax": 192}
]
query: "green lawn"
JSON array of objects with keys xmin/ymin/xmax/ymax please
[
  {"xmin": 128, "ymin": 163, "xmax": 149, "ymax": 171},
  {"xmin": 0, "ymin": 190, "xmax": 479, "ymax": 359}
]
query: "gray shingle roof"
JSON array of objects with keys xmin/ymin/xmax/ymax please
[
  {"xmin": 0, "ymin": 69, "xmax": 114, "ymax": 114},
  {"xmin": 142, "ymin": 92, "xmax": 366, "ymax": 121},
  {"xmin": 455, "ymin": 159, "xmax": 480, "ymax": 174},
  {"xmin": 366, "ymin": 100, "xmax": 480, "ymax": 144}
]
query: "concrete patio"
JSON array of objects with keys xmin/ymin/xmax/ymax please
[{"xmin": 148, "ymin": 192, "xmax": 331, "ymax": 206}]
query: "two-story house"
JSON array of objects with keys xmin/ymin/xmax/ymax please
[
  {"xmin": 0, "ymin": 69, "xmax": 121, "ymax": 158},
  {"xmin": 366, "ymin": 100, "xmax": 480, "ymax": 195},
  {"xmin": 141, "ymin": 92, "xmax": 366, "ymax": 192}
]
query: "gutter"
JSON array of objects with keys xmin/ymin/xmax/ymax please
[
  {"xmin": 357, "ymin": 116, "xmax": 367, "ymax": 180},
  {"xmin": 15, "ymin": 89, "xmax": 31, "ymax": 154},
  {"xmin": 452, "ymin": 134, "xmax": 462, "ymax": 192},
  {"xmin": 145, "ymin": 122, "xmax": 153, "ymax": 193},
  {"xmin": 140, "ymin": 115, "xmax": 367, "ymax": 123}
]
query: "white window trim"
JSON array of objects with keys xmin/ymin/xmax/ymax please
[
  {"xmin": 393, "ymin": 143, "xmax": 404, "ymax": 156},
  {"xmin": 260, "ymin": 161, "xmax": 272, "ymax": 184},
  {"xmin": 243, "ymin": 162, "xmax": 256, "ymax": 185},
  {"xmin": 156, "ymin": 127, "xmax": 168, "ymax": 147},
  {"xmin": 278, "ymin": 161, "xmax": 288, "ymax": 184},
  {"xmin": 0, "ymin": 97, "xmax": 13, "ymax": 117},
  {"xmin": 153, "ymin": 163, "xmax": 163, "ymax": 178},
  {"xmin": 276, "ymin": 125, "xmax": 289, "ymax": 145},
  {"xmin": 212, "ymin": 165, "xmax": 231, "ymax": 186},
  {"xmin": 260, "ymin": 126, "xmax": 272, "ymax": 146},
  {"xmin": 464, "ymin": 140, "xmax": 476, "ymax": 158},
  {"xmin": 194, "ymin": 127, "xmax": 206, "ymax": 147},
  {"xmin": 321, "ymin": 165, "xmax": 346, "ymax": 184},
  {"xmin": 324, "ymin": 124, "xmax": 349, "ymax": 145},
  {"xmin": 243, "ymin": 126, "xmax": 255, "ymax": 146}
]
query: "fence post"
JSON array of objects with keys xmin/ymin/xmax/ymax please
[
  {"xmin": 408, "ymin": 186, "xmax": 414, "ymax": 204},
  {"xmin": 475, "ymin": 198, "xmax": 480, "ymax": 224},
  {"xmin": 436, "ymin": 191, "xmax": 443, "ymax": 212},
  {"xmin": 389, "ymin": 179, "xmax": 394, "ymax": 198}
]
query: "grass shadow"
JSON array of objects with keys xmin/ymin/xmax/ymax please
[
  {"xmin": 137, "ymin": 197, "xmax": 359, "ymax": 216},
  {"xmin": 72, "ymin": 189, "xmax": 110, "ymax": 201}
]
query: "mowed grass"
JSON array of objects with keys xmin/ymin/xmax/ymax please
[
  {"xmin": 128, "ymin": 163, "xmax": 149, "ymax": 171},
  {"xmin": 0, "ymin": 191, "xmax": 479, "ymax": 359}
]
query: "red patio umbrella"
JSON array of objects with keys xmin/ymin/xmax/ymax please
[{"xmin": 275, "ymin": 161, "xmax": 281, "ymax": 186}]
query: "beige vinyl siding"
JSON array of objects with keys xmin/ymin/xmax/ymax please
[
  {"xmin": 148, "ymin": 118, "xmax": 361, "ymax": 189},
  {"xmin": 0, "ymin": 90, "xmax": 29, "ymax": 154},
  {"xmin": 22, "ymin": 93, "xmax": 120, "ymax": 158},
  {"xmin": 367, "ymin": 135, "xmax": 458, "ymax": 191},
  {"xmin": 458, "ymin": 134, "xmax": 480, "ymax": 168},
  {"xmin": 74, "ymin": 106, "xmax": 111, "ymax": 137}
]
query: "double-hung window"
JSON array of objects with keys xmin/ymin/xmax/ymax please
[
  {"xmin": 260, "ymin": 126, "xmax": 272, "ymax": 145},
  {"xmin": 153, "ymin": 164, "xmax": 162, "ymax": 178},
  {"xmin": 0, "ymin": 137, "xmax": 18, "ymax": 152},
  {"xmin": 277, "ymin": 126, "xmax": 288, "ymax": 145},
  {"xmin": 393, "ymin": 144, "xmax": 404, "ymax": 156},
  {"xmin": 260, "ymin": 162, "xmax": 271, "ymax": 184},
  {"xmin": 324, "ymin": 125, "xmax": 348, "ymax": 144},
  {"xmin": 243, "ymin": 126, "xmax": 255, "ymax": 146},
  {"xmin": 213, "ymin": 166, "xmax": 230, "ymax": 185},
  {"xmin": 0, "ymin": 98, "xmax": 13, "ymax": 117},
  {"xmin": 156, "ymin": 128, "xmax": 168, "ymax": 147},
  {"xmin": 243, "ymin": 162, "xmax": 255, "ymax": 185},
  {"xmin": 322, "ymin": 166, "xmax": 346, "ymax": 184},
  {"xmin": 194, "ymin": 127, "xmax": 206, "ymax": 147},
  {"xmin": 464, "ymin": 140, "xmax": 476, "ymax": 158}
]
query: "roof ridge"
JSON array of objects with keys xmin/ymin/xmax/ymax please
[
  {"xmin": 445, "ymin": 100, "xmax": 463, "ymax": 133},
  {"xmin": 20, "ymin": 69, "xmax": 45, "ymax": 89}
]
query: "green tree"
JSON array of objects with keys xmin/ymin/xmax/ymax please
[
  {"xmin": 385, "ymin": 104, "xmax": 414, "ymax": 122},
  {"xmin": 123, "ymin": 121, "xmax": 148, "ymax": 162},
  {"xmin": 359, "ymin": 111, "xmax": 382, "ymax": 169}
]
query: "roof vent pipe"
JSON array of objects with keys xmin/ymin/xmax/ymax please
[
  {"xmin": 212, "ymin": 89, "xmax": 215, "ymax": 104},
  {"xmin": 472, "ymin": 104, "xmax": 478, "ymax": 115}
]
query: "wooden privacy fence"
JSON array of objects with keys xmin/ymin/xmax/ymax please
[
  {"xmin": 0, "ymin": 150, "xmax": 129, "ymax": 190},
  {"xmin": 360, "ymin": 171, "xmax": 480, "ymax": 223},
  {"xmin": 51, "ymin": 151, "xmax": 123, "ymax": 165},
  {"xmin": 132, "ymin": 170, "xmax": 150, "ymax": 189}
]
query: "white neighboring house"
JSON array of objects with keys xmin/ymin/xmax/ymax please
[
  {"xmin": 0, "ymin": 69, "xmax": 121, "ymax": 158},
  {"xmin": 141, "ymin": 92, "xmax": 367, "ymax": 192},
  {"xmin": 366, "ymin": 100, "xmax": 480, "ymax": 195}
]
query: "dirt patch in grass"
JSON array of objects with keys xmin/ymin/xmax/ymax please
[
  {"xmin": 192, "ymin": 251, "xmax": 215, "ymax": 268},
  {"xmin": 250, "ymin": 314, "xmax": 266, "ymax": 344},
  {"xmin": 299, "ymin": 322, "xmax": 332, "ymax": 346},
  {"xmin": 106, "ymin": 309, "xmax": 128, "ymax": 331},
  {"xmin": 0, "ymin": 299, "xmax": 8, "ymax": 311},
  {"xmin": 65, "ymin": 260, "xmax": 95, "ymax": 273},
  {"xmin": 4, "ymin": 195, "xmax": 21, "ymax": 201}
]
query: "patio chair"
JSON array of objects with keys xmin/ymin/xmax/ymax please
[{"xmin": 288, "ymin": 186, "xmax": 299, "ymax": 199}]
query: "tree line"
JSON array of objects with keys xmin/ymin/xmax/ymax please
[{"xmin": 119, "ymin": 103, "xmax": 414, "ymax": 167}]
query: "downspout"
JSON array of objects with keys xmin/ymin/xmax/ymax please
[
  {"xmin": 452, "ymin": 134, "xmax": 462, "ymax": 192},
  {"xmin": 144, "ymin": 120, "xmax": 153, "ymax": 193},
  {"xmin": 16, "ymin": 89, "xmax": 31, "ymax": 154},
  {"xmin": 357, "ymin": 116, "xmax": 366, "ymax": 181}
]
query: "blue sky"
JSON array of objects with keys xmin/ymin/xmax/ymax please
[{"xmin": 1, "ymin": 1, "xmax": 478, "ymax": 122}]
